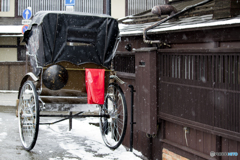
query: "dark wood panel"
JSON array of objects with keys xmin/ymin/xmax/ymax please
[
  {"xmin": 0, "ymin": 65, "xmax": 8, "ymax": 90},
  {"xmin": 119, "ymin": 78, "xmax": 135, "ymax": 149},
  {"xmin": 222, "ymin": 138, "xmax": 229, "ymax": 160},
  {"xmin": 135, "ymin": 49, "xmax": 157, "ymax": 134},
  {"xmin": 203, "ymin": 132, "xmax": 211, "ymax": 155},
  {"xmin": 0, "ymin": 62, "xmax": 29, "ymax": 90},
  {"xmin": 159, "ymin": 82, "xmax": 214, "ymax": 125},
  {"xmin": 214, "ymin": 90, "xmax": 240, "ymax": 132},
  {"xmin": 228, "ymin": 139, "xmax": 238, "ymax": 160},
  {"xmin": 163, "ymin": 121, "xmax": 217, "ymax": 160},
  {"xmin": 158, "ymin": 52, "xmax": 240, "ymax": 135},
  {"xmin": 9, "ymin": 64, "xmax": 25, "ymax": 90}
]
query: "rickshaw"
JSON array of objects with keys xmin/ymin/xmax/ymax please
[{"xmin": 17, "ymin": 11, "xmax": 127, "ymax": 151}]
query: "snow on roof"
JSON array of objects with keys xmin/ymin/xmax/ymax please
[
  {"xmin": 0, "ymin": 25, "xmax": 23, "ymax": 34},
  {"xmin": 119, "ymin": 14, "xmax": 240, "ymax": 36}
]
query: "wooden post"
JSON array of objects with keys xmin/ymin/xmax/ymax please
[
  {"xmin": 125, "ymin": 0, "xmax": 128, "ymax": 16},
  {"xmin": 103, "ymin": 0, "xmax": 107, "ymax": 14}
]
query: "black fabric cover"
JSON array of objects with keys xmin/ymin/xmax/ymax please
[{"xmin": 23, "ymin": 11, "xmax": 119, "ymax": 69}]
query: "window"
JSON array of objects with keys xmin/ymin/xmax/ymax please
[
  {"xmin": 0, "ymin": 0, "xmax": 10, "ymax": 12},
  {"xmin": 160, "ymin": 53, "xmax": 240, "ymax": 84}
]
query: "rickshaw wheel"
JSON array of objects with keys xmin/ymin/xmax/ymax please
[
  {"xmin": 99, "ymin": 83, "xmax": 127, "ymax": 149},
  {"xmin": 18, "ymin": 80, "xmax": 39, "ymax": 151}
]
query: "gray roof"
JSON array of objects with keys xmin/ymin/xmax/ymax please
[{"xmin": 119, "ymin": 14, "xmax": 240, "ymax": 37}]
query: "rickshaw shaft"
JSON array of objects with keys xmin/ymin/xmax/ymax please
[
  {"xmin": 39, "ymin": 113, "xmax": 110, "ymax": 128},
  {"xmin": 39, "ymin": 114, "xmax": 109, "ymax": 118}
]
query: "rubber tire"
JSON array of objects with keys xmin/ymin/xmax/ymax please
[
  {"xmin": 18, "ymin": 80, "xmax": 39, "ymax": 151},
  {"xmin": 99, "ymin": 83, "xmax": 127, "ymax": 149}
]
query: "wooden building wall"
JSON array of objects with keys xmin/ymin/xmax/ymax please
[
  {"xmin": 115, "ymin": 26, "xmax": 240, "ymax": 160},
  {"xmin": 0, "ymin": 62, "xmax": 29, "ymax": 90}
]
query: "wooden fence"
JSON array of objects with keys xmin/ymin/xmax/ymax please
[
  {"xmin": 0, "ymin": 62, "xmax": 28, "ymax": 90},
  {"xmin": 17, "ymin": 0, "xmax": 104, "ymax": 16},
  {"xmin": 126, "ymin": 0, "xmax": 164, "ymax": 15}
]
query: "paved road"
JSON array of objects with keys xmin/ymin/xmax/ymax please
[
  {"xmin": 0, "ymin": 92, "xmax": 142, "ymax": 160},
  {"xmin": 0, "ymin": 106, "xmax": 82, "ymax": 160}
]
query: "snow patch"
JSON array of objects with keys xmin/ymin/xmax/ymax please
[
  {"xmin": 0, "ymin": 132, "xmax": 7, "ymax": 141},
  {"xmin": 41, "ymin": 118, "xmax": 142, "ymax": 159}
]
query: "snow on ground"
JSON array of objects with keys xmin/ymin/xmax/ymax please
[
  {"xmin": 40, "ymin": 117, "xmax": 142, "ymax": 160},
  {"xmin": 0, "ymin": 132, "xmax": 7, "ymax": 142}
]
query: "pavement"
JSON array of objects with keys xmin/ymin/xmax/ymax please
[
  {"xmin": 0, "ymin": 90, "xmax": 18, "ymax": 107},
  {"xmin": 0, "ymin": 90, "xmax": 144, "ymax": 160}
]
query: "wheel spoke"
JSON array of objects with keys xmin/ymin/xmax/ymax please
[
  {"xmin": 114, "ymin": 121, "xmax": 122, "ymax": 139},
  {"xmin": 99, "ymin": 83, "xmax": 127, "ymax": 149},
  {"xmin": 18, "ymin": 81, "xmax": 39, "ymax": 151}
]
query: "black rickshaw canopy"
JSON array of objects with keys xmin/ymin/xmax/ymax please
[{"xmin": 23, "ymin": 11, "xmax": 119, "ymax": 70}]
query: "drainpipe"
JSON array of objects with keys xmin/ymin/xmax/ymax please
[{"xmin": 143, "ymin": 0, "xmax": 214, "ymax": 44}]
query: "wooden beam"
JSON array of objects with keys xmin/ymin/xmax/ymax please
[{"xmin": 159, "ymin": 112, "xmax": 240, "ymax": 142}]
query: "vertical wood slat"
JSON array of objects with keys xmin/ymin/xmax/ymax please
[
  {"xmin": 238, "ymin": 56, "xmax": 240, "ymax": 84},
  {"xmin": 224, "ymin": 56, "xmax": 228, "ymax": 130},
  {"xmin": 188, "ymin": 55, "xmax": 191, "ymax": 79},
  {"xmin": 163, "ymin": 55, "xmax": 166, "ymax": 77},
  {"xmin": 128, "ymin": 0, "xmax": 130, "ymax": 15},
  {"xmin": 237, "ymin": 62, "xmax": 240, "ymax": 133},
  {"xmin": 234, "ymin": 55, "xmax": 237, "ymax": 85},
  {"xmin": 215, "ymin": 55, "xmax": 218, "ymax": 83},
  {"xmin": 160, "ymin": 54, "xmax": 163, "ymax": 77},
  {"xmin": 186, "ymin": 56, "xmax": 188, "ymax": 79},
  {"xmin": 204, "ymin": 56, "xmax": 208, "ymax": 82},
  {"xmin": 230, "ymin": 55, "xmax": 233, "ymax": 84},
  {"xmin": 234, "ymin": 55, "xmax": 239, "ymax": 133},
  {"xmin": 96, "ymin": 0, "xmax": 99, "ymax": 14},
  {"xmin": 229, "ymin": 55, "xmax": 233, "ymax": 132},
  {"xmin": 171, "ymin": 55, "xmax": 173, "ymax": 78},
  {"xmin": 128, "ymin": 0, "xmax": 164, "ymax": 16},
  {"xmin": 220, "ymin": 55, "xmax": 223, "ymax": 83},
  {"xmin": 177, "ymin": 56, "xmax": 180, "ymax": 78},
  {"xmin": 200, "ymin": 56, "xmax": 203, "ymax": 81},
  {"xmin": 181, "ymin": 55, "xmax": 184, "ymax": 79},
  {"xmin": 197, "ymin": 55, "xmax": 200, "ymax": 80},
  {"xmin": 176, "ymin": 56, "xmax": 178, "ymax": 78},
  {"xmin": 170, "ymin": 55, "xmax": 173, "ymax": 78},
  {"xmin": 88, "ymin": 0, "xmax": 90, "ymax": 13},
  {"xmin": 224, "ymin": 55, "xmax": 228, "ymax": 84},
  {"xmin": 22, "ymin": 0, "xmax": 24, "ymax": 14},
  {"xmin": 193, "ymin": 56, "xmax": 196, "ymax": 80},
  {"xmin": 159, "ymin": 54, "xmax": 163, "ymax": 77},
  {"xmin": 94, "ymin": 0, "xmax": 96, "ymax": 13},
  {"xmin": 18, "ymin": 0, "xmax": 20, "ymax": 15},
  {"xmin": 87, "ymin": 0, "xmax": 89, "ymax": 13},
  {"xmin": 133, "ymin": 0, "xmax": 135, "ymax": 15},
  {"xmin": 90, "ymin": 0, "xmax": 92, "ymax": 13},
  {"xmin": 189, "ymin": 56, "xmax": 191, "ymax": 80}
]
